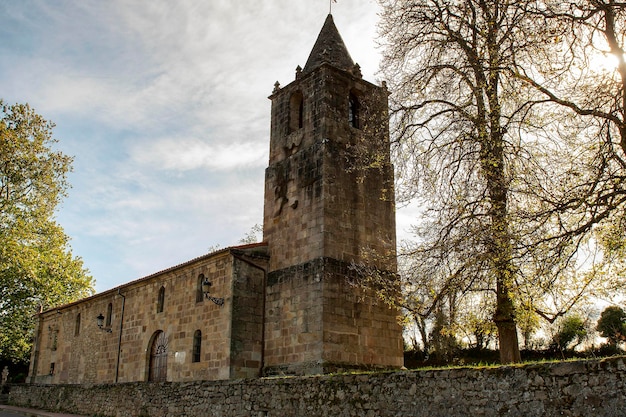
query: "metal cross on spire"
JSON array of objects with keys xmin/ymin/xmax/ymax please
[{"xmin": 329, "ymin": 0, "xmax": 337, "ymax": 14}]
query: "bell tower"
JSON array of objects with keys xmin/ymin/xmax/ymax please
[{"xmin": 262, "ymin": 14, "xmax": 403, "ymax": 375}]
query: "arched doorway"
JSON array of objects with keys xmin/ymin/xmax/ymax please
[{"xmin": 148, "ymin": 331, "xmax": 168, "ymax": 382}]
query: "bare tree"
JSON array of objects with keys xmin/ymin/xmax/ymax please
[
  {"xmin": 376, "ymin": 0, "xmax": 598, "ymax": 363},
  {"xmin": 514, "ymin": 1, "xmax": 626, "ymax": 260}
]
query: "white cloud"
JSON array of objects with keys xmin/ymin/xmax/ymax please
[
  {"xmin": 130, "ymin": 138, "xmax": 267, "ymax": 171},
  {"xmin": 1, "ymin": 0, "xmax": 384, "ymax": 292}
]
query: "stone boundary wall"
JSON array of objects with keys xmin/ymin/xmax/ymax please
[{"xmin": 9, "ymin": 356, "xmax": 626, "ymax": 417}]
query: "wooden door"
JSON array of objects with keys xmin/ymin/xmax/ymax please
[{"xmin": 148, "ymin": 331, "xmax": 167, "ymax": 382}]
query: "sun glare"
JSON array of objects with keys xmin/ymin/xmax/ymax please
[{"xmin": 590, "ymin": 52, "xmax": 622, "ymax": 74}]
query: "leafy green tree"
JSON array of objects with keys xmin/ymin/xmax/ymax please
[
  {"xmin": 0, "ymin": 100, "xmax": 93, "ymax": 363},
  {"xmin": 597, "ymin": 306, "xmax": 626, "ymax": 345},
  {"xmin": 517, "ymin": 305, "xmax": 542, "ymax": 350},
  {"xmin": 429, "ymin": 304, "xmax": 459, "ymax": 361},
  {"xmin": 452, "ymin": 295, "xmax": 498, "ymax": 351},
  {"xmin": 551, "ymin": 315, "xmax": 588, "ymax": 352}
]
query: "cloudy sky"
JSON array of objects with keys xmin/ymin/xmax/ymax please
[{"xmin": 1, "ymin": 0, "xmax": 416, "ymax": 293}]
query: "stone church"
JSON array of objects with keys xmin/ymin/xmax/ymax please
[{"xmin": 27, "ymin": 14, "xmax": 403, "ymax": 384}]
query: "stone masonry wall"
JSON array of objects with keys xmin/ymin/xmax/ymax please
[
  {"xmin": 29, "ymin": 246, "xmax": 268, "ymax": 385},
  {"xmin": 264, "ymin": 65, "xmax": 394, "ymax": 273},
  {"xmin": 10, "ymin": 356, "xmax": 626, "ymax": 417},
  {"xmin": 263, "ymin": 257, "xmax": 403, "ymax": 376}
]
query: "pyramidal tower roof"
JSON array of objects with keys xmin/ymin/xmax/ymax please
[{"xmin": 303, "ymin": 14, "xmax": 355, "ymax": 73}]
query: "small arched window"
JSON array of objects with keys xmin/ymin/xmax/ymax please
[
  {"xmin": 74, "ymin": 313, "xmax": 81, "ymax": 336},
  {"xmin": 106, "ymin": 303, "xmax": 113, "ymax": 327},
  {"xmin": 196, "ymin": 274, "xmax": 205, "ymax": 303},
  {"xmin": 289, "ymin": 91, "xmax": 304, "ymax": 133},
  {"xmin": 349, "ymin": 93, "xmax": 360, "ymax": 129},
  {"xmin": 192, "ymin": 330, "xmax": 202, "ymax": 363},
  {"xmin": 157, "ymin": 286, "xmax": 165, "ymax": 313}
]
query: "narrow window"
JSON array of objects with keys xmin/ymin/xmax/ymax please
[
  {"xmin": 157, "ymin": 286, "xmax": 165, "ymax": 313},
  {"xmin": 51, "ymin": 331, "xmax": 58, "ymax": 351},
  {"xmin": 298, "ymin": 97, "xmax": 304, "ymax": 129},
  {"xmin": 196, "ymin": 274, "xmax": 204, "ymax": 303},
  {"xmin": 49, "ymin": 363, "xmax": 55, "ymax": 375},
  {"xmin": 289, "ymin": 91, "xmax": 304, "ymax": 132},
  {"xmin": 74, "ymin": 313, "xmax": 81, "ymax": 336},
  {"xmin": 106, "ymin": 303, "xmax": 113, "ymax": 327},
  {"xmin": 192, "ymin": 330, "xmax": 202, "ymax": 363},
  {"xmin": 349, "ymin": 93, "xmax": 360, "ymax": 129}
]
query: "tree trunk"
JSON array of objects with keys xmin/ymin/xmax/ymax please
[
  {"xmin": 489, "ymin": 194, "xmax": 522, "ymax": 364},
  {"xmin": 480, "ymin": 130, "xmax": 522, "ymax": 363},
  {"xmin": 494, "ymin": 289, "xmax": 522, "ymax": 364},
  {"xmin": 416, "ymin": 314, "xmax": 430, "ymax": 354},
  {"xmin": 481, "ymin": 107, "xmax": 522, "ymax": 363}
]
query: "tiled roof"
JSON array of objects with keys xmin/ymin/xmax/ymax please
[{"xmin": 40, "ymin": 242, "xmax": 268, "ymax": 314}]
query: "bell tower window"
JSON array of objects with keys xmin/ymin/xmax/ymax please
[
  {"xmin": 289, "ymin": 91, "xmax": 304, "ymax": 133},
  {"xmin": 349, "ymin": 93, "xmax": 360, "ymax": 129}
]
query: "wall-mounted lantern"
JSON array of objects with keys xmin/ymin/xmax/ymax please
[
  {"xmin": 201, "ymin": 279, "xmax": 225, "ymax": 306},
  {"xmin": 96, "ymin": 313, "xmax": 112, "ymax": 333}
]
